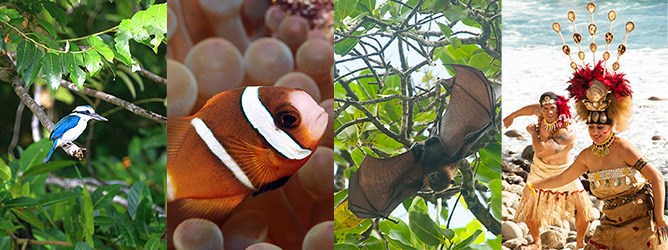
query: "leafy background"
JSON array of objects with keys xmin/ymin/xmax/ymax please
[
  {"xmin": 333, "ymin": 0, "xmax": 502, "ymax": 249},
  {"xmin": 0, "ymin": 0, "xmax": 166, "ymax": 249}
]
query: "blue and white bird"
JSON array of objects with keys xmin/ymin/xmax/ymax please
[{"xmin": 44, "ymin": 105, "xmax": 108, "ymax": 163}]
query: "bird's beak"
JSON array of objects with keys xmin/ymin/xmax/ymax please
[{"xmin": 92, "ymin": 113, "xmax": 108, "ymax": 121}]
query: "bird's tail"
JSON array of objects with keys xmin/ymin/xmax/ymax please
[{"xmin": 44, "ymin": 140, "xmax": 57, "ymax": 163}]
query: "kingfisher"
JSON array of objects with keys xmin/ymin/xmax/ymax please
[{"xmin": 44, "ymin": 105, "xmax": 108, "ymax": 163}]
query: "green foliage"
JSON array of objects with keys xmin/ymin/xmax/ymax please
[
  {"xmin": 335, "ymin": 0, "xmax": 501, "ymax": 248},
  {"xmin": 0, "ymin": 1, "xmax": 166, "ymax": 248},
  {"xmin": 0, "ymin": 127, "xmax": 166, "ymax": 249},
  {"xmin": 0, "ymin": 1, "xmax": 167, "ymax": 89}
]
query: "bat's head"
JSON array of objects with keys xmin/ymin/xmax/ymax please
[{"xmin": 426, "ymin": 163, "xmax": 459, "ymax": 192}]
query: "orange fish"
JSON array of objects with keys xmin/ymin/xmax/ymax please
[{"xmin": 167, "ymin": 86, "xmax": 327, "ymax": 221}]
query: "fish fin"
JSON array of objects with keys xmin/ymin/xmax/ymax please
[
  {"xmin": 224, "ymin": 139, "xmax": 293, "ymax": 189},
  {"xmin": 167, "ymin": 118, "xmax": 192, "ymax": 162},
  {"xmin": 170, "ymin": 193, "xmax": 249, "ymax": 221},
  {"xmin": 252, "ymin": 175, "xmax": 292, "ymax": 196}
]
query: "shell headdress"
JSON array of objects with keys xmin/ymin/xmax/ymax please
[{"xmin": 554, "ymin": 2, "xmax": 634, "ymax": 132}]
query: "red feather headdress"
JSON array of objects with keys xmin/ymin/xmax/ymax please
[
  {"xmin": 556, "ymin": 95, "xmax": 571, "ymax": 129},
  {"xmin": 565, "ymin": 60, "xmax": 634, "ymax": 132}
]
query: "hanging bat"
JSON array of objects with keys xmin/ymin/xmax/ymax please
[{"xmin": 348, "ymin": 64, "xmax": 496, "ymax": 219}]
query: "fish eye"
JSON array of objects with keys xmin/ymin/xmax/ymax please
[{"xmin": 276, "ymin": 111, "xmax": 300, "ymax": 129}]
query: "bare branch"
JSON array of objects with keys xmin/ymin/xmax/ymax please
[
  {"xmin": 60, "ymin": 81, "xmax": 167, "ymax": 124},
  {"xmin": 138, "ymin": 67, "xmax": 166, "ymax": 85}
]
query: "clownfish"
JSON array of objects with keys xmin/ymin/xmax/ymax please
[{"xmin": 166, "ymin": 86, "xmax": 327, "ymax": 220}]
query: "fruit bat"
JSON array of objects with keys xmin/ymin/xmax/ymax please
[{"xmin": 348, "ymin": 64, "xmax": 496, "ymax": 219}]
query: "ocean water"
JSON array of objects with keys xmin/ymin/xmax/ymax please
[{"xmin": 502, "ymin": 0, "xmax": 668, "ymax": 170}]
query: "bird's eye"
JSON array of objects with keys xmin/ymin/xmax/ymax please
[{"xmin": 276, "ymin": 111, "xmax": 300, "ymax": 129}]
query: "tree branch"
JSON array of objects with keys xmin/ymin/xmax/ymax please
[
  {"xmin": 459, "ymin": 160, "xmax": 501, "ymax": 235},
  {"xmin": 60, "ymin": 81, "xmax": 167, "ymax": 124},
  {"xmin": 138, "ymin": 67, "xmax": 166, "ymax": 85}
]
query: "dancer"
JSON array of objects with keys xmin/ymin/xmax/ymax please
[{"xmin": 506, "ymin": 92, "xmax": 590, "ymax": 249}]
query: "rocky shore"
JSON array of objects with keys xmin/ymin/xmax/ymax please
[{"xmin": 500, "ymin": 138, "xmax": 668, "ymax": 250}]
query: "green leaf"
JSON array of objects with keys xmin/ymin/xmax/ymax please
[
  {"xmin": 453, "ymin": 229, "xmax": 483, "ymax": 249},
  {"xmin": 128, "ymin": 182, "xmax": 148, "ymax": 219},
  {"xmin": 4, "ymin": 197, "xmax": 38, "ymax": 208},
  {"xmin": 88, "ymin": 36, "xmax": 115, "ymax": 62},
  {"xmin": 83, "ymin": 50, "xmax": 102, "ymax": 74},
  {"xmin": 22, "ymin": 160, "xmax": 76, "ymax": 179},
  {"xmin": 351, "ymin": 0, "xmax": 375, "ymax": 17},
  {"xmin": 42, "ymin": 52, "xmax": 63, "ymax": 89},
  {"xmin": 408, "ymin": 210, "xmax": 443, "ymax": 246},
  {"xmin": 74, "ymin": 242, "xmax": 93, "ymax": 250},
  {"xmin": 469, "ymin": 52, "xmax": 492, "ymax": 69},
  {"xmin": 441, "ymin": 228, "xmax": 455, "ymax": 240},
  {"xmin": 91, "ymin": 185, "xmax": 122, "ymax": 209},
  {"xmin": 489, "ymin": 179, "xmax": 502, "ymax": 220},
  {"xmin": 0, "ymin": 158, "xmax": 10, "ymax": 181},
  {"xmin": 0, "ymin": 220, "xmax": 17, "ymax": 230},
  {"xmin": 70, "ymin": 66, "xmax": 86, "ymax": 88},
  {"xmin": 144, "ymin": 238, "xmax": 162, "ymax": 250},
  {"xmin": 81, "ymin": 186, "xmax": 94, "ymax": 247},
  {"xmin": 39, "ymin": 191, "xmax": 81, "ymax": 206},
  {"xmin": 452, "ymin": 37, "xmax": 462, "ymax": 49},
  {"xmin": 335, "ymin": 36, "xmax": 360, "ymax": 56},
  {"xmin": 0, "ymin": 8, "xmax": 21, "ymax": 20},
  {"xmin": 37, "ymin": 18, "xmax": 57, "ymax": 38},
  {"xmin": 18, "ymin": 139, "xmax": 52, "ymax": 173},
  {"xmin": 16, "ymin": 40, "xmax": 36, "ymax": 73},
  {"xmin": 117, "ymin": 71, "xmax": 137, "ymax": 99},
  {"xmin": 63, "ymin": 52, "xmax": 76, "ymax": 73},
  {"xmin": 23, "ymin": 48, "xmax": 43, "ymax": 87},
  {"xmin": 130, "ymin": 4, "xmax": 167, "ymax": 52},
  {"xmin": 335, "ymin": 0, "xmax": 358, "ymax": 20},
  {"xmin": 41, "ymin": 1, "xmax": 67, "ymax": 25},
  {"xmin": 114, "ymin": 19, "xmax": 134, "ymax": 66},
  {"xmin": 12, "ymin": 208, "xmax": 44, "ymax": 230},
  {"xmin": 437, "ymin": 22, "xmax": 452, "ymax": 37},
  {"xmin": 443, "ymin": 4, "xmax": 467, "ymax": 23},
  {"xmin": 334, "ymin": 244, "xmax": 360, "ymax": 250}
]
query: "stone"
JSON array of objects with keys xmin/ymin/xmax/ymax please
[
  {"xmin": 505, "ymin": 129, "xmax": 525, "ymax": 140},
  {"xmin": 590, "ymin": 207, "xmax": 601, "ymax": 221},
  {"xmin": 565, "ymin": 242, "xmax": 577, "ymax": 250},
  {"xmin": 590, "ymin": 196, "xmax": 603, "ymax": 211},
  {"xmin": 521, "ymin": 145, "xmax": 534, "ymax": 161},
  {"xmin": 541, "ymin": 226, "xmax": 568, "ymax": 249},
  {"xmin": 502, "ymin": 221, "xmax": 524, "ymax": 240},
  {"xmin": 652, "ymin": 135, "xmax": 664, "ymax": 140},
  {"xmin": 518, "ymin": 222, "xmax": 529, "ymax": 236},
  {"xmin": 502, "ymin": 238, "xmax": 527, "ymax": 249},
  {"xmin": 502, "ymin": 191, "xmax": 521, "ymax": 207},
  {"xmin": 503, "ymin": 207, "xmax": 514, "ymax": 221},
  {"xmin": 561, "ymin": 220, "xmax": 571, "ymax": 232},
  {"xmin": 507, "ymin": 184, "xmax": 524, "ymax": 196},
  {"xmin": 649, "ymin": 96, "xmax": 667, "ymax": 101},
  {"xmin": 505, "ymin": 175, "xmax": 524, "ymax": 185},
  {"xmin": 586, "ymin": 220, "xmax": 601, "ymax": 238}
]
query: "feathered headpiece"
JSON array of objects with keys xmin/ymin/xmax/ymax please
[
  {"xmin": 555, "ymin": 95, "xmax": 572, "ymax": 129},
  {"xmin": 554, "ymin": 2, "xmax": 634, "ymax": 132}
]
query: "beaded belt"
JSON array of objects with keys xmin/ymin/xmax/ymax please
[{"xmin": 602, "ymin": 183, "xmax": 650, "ymax": 210}]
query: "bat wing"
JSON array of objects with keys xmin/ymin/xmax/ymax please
[
  {"xmin": 348, "ymin": 149, "xmax": 424, "ymax": 219},
  {"xmin": 438, "ymin": 64, "xmax": 496, "ymax": 161}
]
